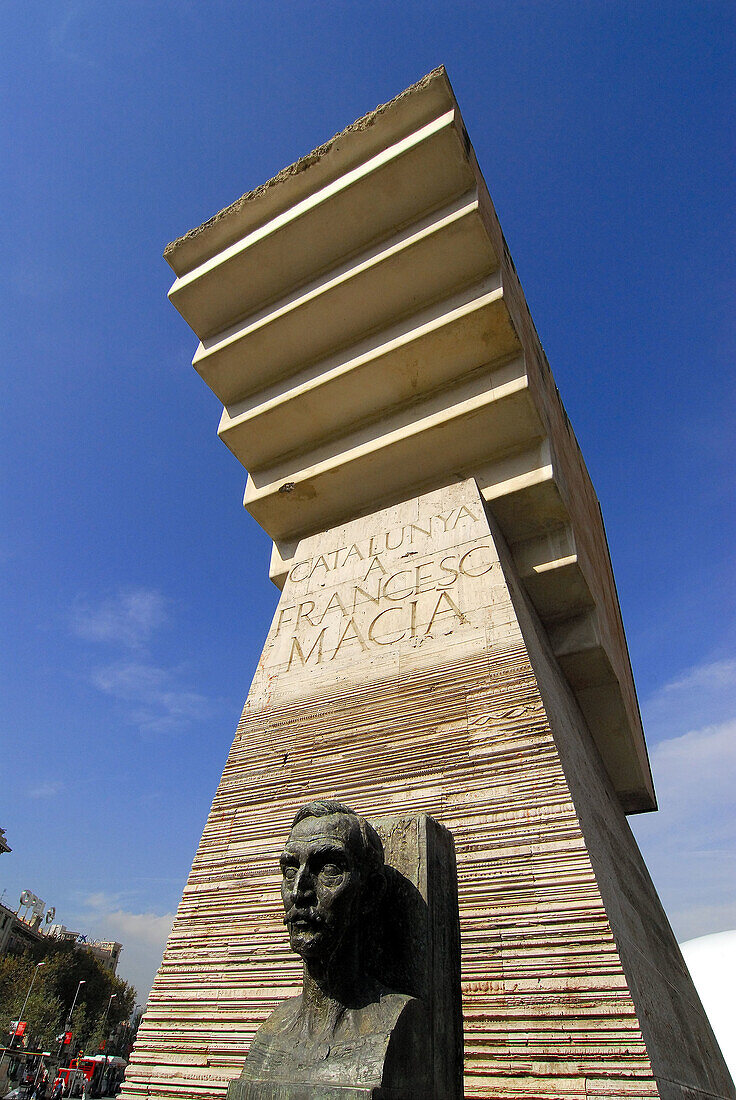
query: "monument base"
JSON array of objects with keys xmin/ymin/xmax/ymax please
[{"xmin": 227, "ymin": 1082, "xmax": 413, "ymax": 1100}]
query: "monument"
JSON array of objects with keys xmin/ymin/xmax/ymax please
[{"xmin": 120, "ymin": 69, "xmax": 735, "ymax": 1099}]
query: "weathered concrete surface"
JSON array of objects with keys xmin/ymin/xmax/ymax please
[
  {"xmin": 164, "ymin": 68, "xmax": 455, "ymax": 277},
  {"xmin": 120, "ymin": 481, "xmax": 734, "ymax": 1099},
  {"xmin": 490, "ymin": 504, "xmax": 735, "ymax": 1100}
]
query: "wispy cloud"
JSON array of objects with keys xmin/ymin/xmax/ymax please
[
  {"xmin": 28, "ymin": 780, "xmax": 64, "ymax": 800},
  {"xmin": 647, "ymin": 715, "xmax": 736, "ymax": 823},
  {"xmin": 660, "ymin": 658, "xmax": 736, "ymax": 695},
  {"xmin": 632, "ymin": 659, "xmax": 736, "ymax": 941},
  {"xmin": 84, "ymin": 891, "xmax": 125, "ymax": 910},
  {"xmin": 71, "ymin": 588, "xmax": 169, "ymax": 650},
  {"xmin": 91, "ymin": 659, "xmax": 210, "ymax": 735},
  {"xmin": 91, "ymin": 661, "xmax": 169, "ymax": 696},
  {"xmin": 70, "ymin": 588, "xmax": 211, "ymax": 734},
  {"xmin": 644, "ymin": 658, "xmax": 736, "ymax": 740}
]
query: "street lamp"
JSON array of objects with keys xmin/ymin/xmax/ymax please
[
  {"xmin": 57, "ymin": 979, "xmax": 86, "ymax": 1064},
  {"xmin": 0, "ymin": 961, "xmax": 45, "ymax": 1071},
  {"xmin": 65, "ymin": 979, "xmax": 86, "ymax": 1029},
  {"xmin": 99, "ymin": 994, "xmax": 116, "ymax": 1054},
  {"xmin": 17, "ymin": 962, "xmax": 45, "ymax": 1033},
  {"xmin": 99, "ymin": 993, "xmax": 116, "ymax": 1037},
  {"xmin": 98, "ymin": 994, "xmax": 116, "ymax": 1092}
]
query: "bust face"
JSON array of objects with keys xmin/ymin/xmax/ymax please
[{"xmin": 280, "ymin": 812, "xmax": 364, "ymax": 960}]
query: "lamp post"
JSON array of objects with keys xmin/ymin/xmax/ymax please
[
  {"xmin": 99, "ymin": 994, "xmax": 117, "ymax": 1042},
  {"xmin": 99, "ymin": 993, "xmax": 116, "ymax": 1092},
  {"xmin": 65, "ymin": 979, "xmax": 86, "ymax": 1029},
  {"xmin": 58, "ymin": 979, "xmax": 85, "ymax": 1064},
  {"xmin": 0, "ymin": 961, "xmax": 44, "ymax": 1071}
]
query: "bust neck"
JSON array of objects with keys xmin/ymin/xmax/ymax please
[{"xmin": 299, "ymin": 934, "xmax": 378, "ymax": 1027}]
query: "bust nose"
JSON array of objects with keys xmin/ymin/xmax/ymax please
[{"xmin": 292, "ymin": 863, "xmax": 316, "ymax": 902}]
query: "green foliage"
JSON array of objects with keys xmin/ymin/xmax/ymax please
[
  {"xmin": 0, "ymin": 954, "xmax": 62, "ymax": 1051},
  {"xmin": 0, "ymin": 940, "xmax": 136, "ymax": 1054}
]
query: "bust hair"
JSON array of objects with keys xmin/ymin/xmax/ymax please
[{"xmin": 291, "ymin": 799, "xmax": 385, "ymax": 882}]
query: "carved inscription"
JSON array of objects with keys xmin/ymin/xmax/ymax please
[
  {"xmin": 287, "ymin": 505, "xmax": 481, "ymax": 584},
  {"xmin": 269, "ymin": 504, "xmax": 499, "ymax": 671}
]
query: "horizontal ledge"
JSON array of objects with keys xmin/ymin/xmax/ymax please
[
  {"xmin": 511, "ymin": 524, "xmax": 577, "ymax": 577},
  {"xmin": 169, "ymin": 110, "xmax": 474, "ymax": 338},
  {"xmin": 548, "ymin": 608, "xmax": 603, "ymax": 664},
  {"xmin": 509, "ymin": 526, "xmax": 594, "ymax": 619},
  {"xmin": 164, "ymin": 67, "xmax": 458, "ymax": 276},
  {"xmin": 246, "ymin": 361, "xmax": 541, "ymax": 543},
  {"xmin": 523, "ymin": 558, "xmax": 596, "ymax": 621},
  {"xmin": 268, "ymin": 456, "xmax": 556, "ymax": 589},
  {"xmin": 218, "ymin": 277, "xmax": 519, "ymax": 471},
  {"xmin": 192, "ymin": 193, "xmax": 498, "ymax": 406},
  {"xmin": 249, "ymin": 356, "xmax": 530, "ymax": 489}
]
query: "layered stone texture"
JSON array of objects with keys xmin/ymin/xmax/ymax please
[
  {"xmin": 121, "ymin": 483, "xmax": 733, "ymax": 1099},
  {"xmin": 164, "ymin": 66, "xmax": 653, "ymax": 814}
]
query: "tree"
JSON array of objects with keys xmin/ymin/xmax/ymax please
[
  {"xmin": 0, "ymin": 939, "xmax": 136, "ymax": 1054},
  {"xmin": 0, "ymin": 955, "xmax": 62, "ymax": 1052}
]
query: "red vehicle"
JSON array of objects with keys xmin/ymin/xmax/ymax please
[{"xmin": 53, "ymin": 1055, "xmax": 126, "ymax": 1097}]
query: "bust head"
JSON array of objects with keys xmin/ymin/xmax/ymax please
[{"xmin": 280, "ymin": 800, "xmax": 386, "ymax": 963}]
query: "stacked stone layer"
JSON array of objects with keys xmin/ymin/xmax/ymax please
[{"xmin": 129, "ymin": 648, "xmax": 654, "ymax": 1099}]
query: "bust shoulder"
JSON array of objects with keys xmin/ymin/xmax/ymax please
[
  {"xmin": 250, "ymin": 993, "xmax": 303, "ymax": 1040},
  {"xmin": 346, "ymin": 986, "xmax": 417, "ymax": 1036}
]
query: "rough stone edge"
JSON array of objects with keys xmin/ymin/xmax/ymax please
[{"xmin": 163, "ymin": 66, "xmax": 448, "ymax": 260}]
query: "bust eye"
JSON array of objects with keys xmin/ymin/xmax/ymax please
[
  {"xmin": 281, "ymin": 864, "xmax": 297, "ymax": 881},
  {"xmin": 320, "ymin": 863, "xmax": 343, "ymax": 878}
]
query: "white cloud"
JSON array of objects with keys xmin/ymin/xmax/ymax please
[
  {"xmin": 679, "ymin": 930, "xmax": 736, "ymax": 1080},
  {"xmin": 100, "ymin": 909, "xmax": 175, "ymax": 952},
  {"xmin": 649, "ymin": 717, "xmax": 736, "ymax": 818},
  {"xmin": 77, "ymin": 893, "xmax": 175, "ymax": 1005},
  {"xmin": 91, "ymin": 661, "xmax": 168, "ymax": 696},
  {"xmin": 91, "ymin": 659, "xmax": 210, "ymax": 735},
  {"xmin": 84, "ymin": 891, "xmax": 122, "ymax": 910},
  {"xmin": 28, "ymin": 780, "xmax": 64, "ymax": 799},
  {"xmin": 72, "ymin": 588, "xmax": 169, "ymax": 650},
  {"xmin": 661, "ymin": 658, "xmax": 736, "ymax": 694},
  {"xmin": 643, "ymin": 658, "xmax": 736, "ymax": 741},
  {"xmin": 70, "ymin": 589, "xmax": 211, "ymax": 734},
  {"xmin": 632, "ymin": 660, "xmax": 736, "ymax": 942}
]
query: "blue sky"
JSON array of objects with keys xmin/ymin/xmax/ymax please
[{"xmin": 1, "ymin": 1, "xmax": 734, "ymax": 1008}]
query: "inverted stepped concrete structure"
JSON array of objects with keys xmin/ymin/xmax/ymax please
[
  {"xmin": 122, "ymin": 69, "xmax": 735, "ymax": 1100},
  {"xmin": 166, "ymin": 68, "xmax": 652, "ymax": 817}
]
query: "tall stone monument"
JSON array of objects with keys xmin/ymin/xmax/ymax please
[{"xmin": 121, "ymin": 69, "xmax": 735, "ymax": 1100}]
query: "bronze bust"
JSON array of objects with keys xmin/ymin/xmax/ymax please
[{"xmin": 230, "ymin": 800, "xmax": 428, "ymax": 1098}]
